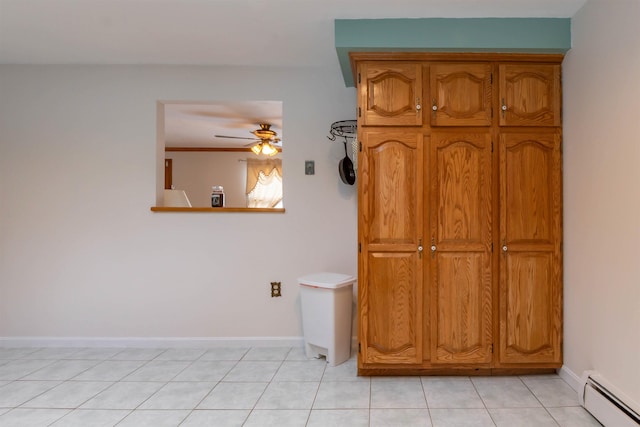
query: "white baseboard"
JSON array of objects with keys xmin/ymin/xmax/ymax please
[
  {"xmin": 0, "ymin": 336, "xmax": 305, "ymax": 348},
  {"xmin": 558, "ymin": 364, "xmax": 584, "ymax": 393}
]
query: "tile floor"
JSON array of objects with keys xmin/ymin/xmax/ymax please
[{"xmin": 0, "ymin": 346, "xmax": 602, "ymax": 426}]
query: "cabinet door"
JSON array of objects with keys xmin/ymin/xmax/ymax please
[
  {"xmin": 499, "ymin": 133, "xmax": 562, "ymax": 365},
  {"xmin": 429, "ymin": 132, "xmax": 493, "ymax": 364},
  {"xmin": 430, "ymin": 63, "xmax": 492, "ymax": 126},
  {"xmin": 358, "ymin": 62, "xmax": 423, "ymax": 126},
  {"xmin": 359, "ymin": 130, "xmax": 424, "ymax": 364},
  {"xmin": 499, "ymin": 64, "xmax": 561, "ymax": 126}
]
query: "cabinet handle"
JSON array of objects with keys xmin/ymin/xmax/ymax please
[
  {"xmin": 432, "ymin": 99, "xmax": 437, "ymax": 111},
  {"xmin": 501, "ymin": 98, "xmax": 507, "ymax": 116},
  {"xmin": 418, "ymin": 239, "xmax": 423, "ymax": 258},
  {"xmin": 416, "ymin": 97, "xmax": 421, "ymax": 114}
]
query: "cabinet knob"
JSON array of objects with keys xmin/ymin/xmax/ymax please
[
  {"xmin": 432, "ymin": 104, "xmax": 437, "ymax": 111},
  {"xmin": 431, "ymin": 245, "xmax": 437, "ymax": 252},
  {"xmin": 502, "ymin": 245, "xmax": 508, "ymax": 252}
]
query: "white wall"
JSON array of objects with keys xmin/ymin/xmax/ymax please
[
  {"xmin": 563, "ymin": 0, "xmax": 640, "ymax": 409},
  {"xmin": 0, "ymin": 64, "xmax": 358, "ymax": 340}
]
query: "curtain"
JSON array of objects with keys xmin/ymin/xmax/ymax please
[{"xmin": 246, "ymin": 158, "xmax": 283, "ymax": 208}]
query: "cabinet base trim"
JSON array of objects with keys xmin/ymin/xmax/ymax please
[{"xmin": 358, "ymin": 366, "xmax": 559, "ymax": 376}]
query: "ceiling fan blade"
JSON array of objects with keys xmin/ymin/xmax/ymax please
[{"xmin": 214, "ymin": 135, "xmax": 258, "ymax": 141}]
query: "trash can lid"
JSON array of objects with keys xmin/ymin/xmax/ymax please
[{"xmin": 298, "ymin": 272, "xmax": 356, "ymax": 289}]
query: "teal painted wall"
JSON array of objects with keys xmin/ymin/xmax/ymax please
[{"xmin": 335, "ymin": 18, "xmax": 571, "ymax": 86}]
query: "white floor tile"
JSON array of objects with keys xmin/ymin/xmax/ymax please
[
  {"xmin": 49, "ymin": 408, "xmax": 129, "ymax": 426},
  {"xmin": 222, "ymin": 361, "xmax": 281, "ymax": 382},
  {"xmin": 0, "ymin": 346, "xmax": 605, "ymax": 427},
  {"xmin": 242, "ymin": 347, "xmax": 292, "ymax": 361},
  {"xmin": 372, "ymin": 376, "xmax": 422, "ymax": 383},
  {"xmin": 255, "ymin": 381, "xmax": 320, "ymax": 409},
  {"xmin": 199, "ymin": 347, "xmax": 249, "ymax": 361},
  {"xmin": 307, "ymin": 409, "xmax": 369, "ymax": 427},
  {"xmin": 0, "ymin": 381, "xmax": 62, "ymax": 408},
  {"xmin": 313, "ymin": 381, "xmax": 370, "ymax": 409},
  {"xmin": 430, "ymin": 408, "xmax": 495, "ymax": 427},
  {"xmin": 489, "ymin": 407, "xmax": 558, "ymax": 426},
  {"xmin": 197, "ymin": 382, "xmax": 268, "ymax": 409},
  {"xmin": 21, "ymin": 381, "xmax": 112, "ymax": 409},
  {"xmin": 370, "ymin": 408, "xmax": 432, "ymax": 426},
  {"xmin": 138, "ymin": 381, "xmax": 215, "ymax": 409},
  {"xmin": 322, "ymin": 358, "xmax": 369, "ymax": 382},
  {"xmin": 180, "ymin": 409, "xmax": 249, "ymax": 427},
  {"xmin": 0, "ymin": 360, "xmax": 55, "ymax": 381},
  {"xmin": 273, "ymin": 360, "xmax": 326, "ymax": 382},
  {"xmin": 422, "ymin": 377, "xmax": 485, "ymax": 409},
  {"xmin": 116, "ymin": 409, "xmax": 190, "ymax": 427},
  {"xmin": 121, "ymin": 360, "xmax": 190, "ymax": 382},
  {"xmin": 71, "ymin": 360, "xmax": 145, "ymax": 381},
  {"xmin": 23, "ymin": 348, "xmax": 82, "ymax": 360},
  {"xmin": 0, "ymin": 408, "xmax": 70, "ymax": 426},
  {"xmin": 0, "ymin": 348, "xmax": 40, "ymax": 360},
  {"xmin": 80, "ymin": 381, "xmax": 164, "ymax": 410},
  {"xmin": 22, "ymin": 360, "xmax": 99, "ymax": 381},
  {"xmin": 154, "ymin": 348, "xmax": 207, "ymax": 361},
  {"xmin": 285, "ymin": 346, "xmax": 314, "ymax": 361},
  {"xmin": 171, "ymin": 360, "xmax": 236, "ymax": 382},
  {"xmin": 472, "ymin": 377, "xmax": 541, "ymax": 408},
  {"xmin": 547, "ymin": 406, "xmax": 603, "ymax": 427},
  {"xmin": 243, "ymin": 409, "xmax": 310, "ymax": 427},
  {"xmin": 371, "ymin": 380, "xmax": 427, "ymax": 408},
  {"xmin": 109, "ymin": 348, "xmax": 167, "ymax": 361},
  {"xmin": 64, "ymin": 348, "xmax": 122, "ymax": 360},
  {"xmin": 523, "ymin": 378, "xmax": 580, "ymax": 407}
]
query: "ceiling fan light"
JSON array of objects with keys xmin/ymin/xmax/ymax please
[
  {"xmin": 251, "ymin": 143, "xmax": 263, "ymax": 155},
  {"xmin": 261, "ymin": 142, "xmax": 278, "ymax": 156}
]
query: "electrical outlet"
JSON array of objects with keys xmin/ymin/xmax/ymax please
[
  {"xmin": 271, "ymin": 282, "xmax": 282, "ymax": 297},
  {"xmin": 305, "ymin": 160, "xmax": 315, "ymax": 175}
]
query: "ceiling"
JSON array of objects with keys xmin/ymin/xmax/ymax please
[
  {"xmin": 0, "ymin": 0, "xmax": 586, "ymax": 67},
  {"xmin": 163, "ymin": 101, "xmax": 283, "ymax": 149},
  {"xmin": 0, "ymin": 0, "xmax": 587, "ymax": 148}
]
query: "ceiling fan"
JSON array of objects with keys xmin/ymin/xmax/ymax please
[{"xmin": 215, "ymin": 123, "xmax": 282, "ymax": 156}]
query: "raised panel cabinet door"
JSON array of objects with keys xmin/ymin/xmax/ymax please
[
  {"xmin": 358, "ymin": 62, "xmax": 423, "ymax": 126},
  {"xmin": 499, "ymin": 133, "xmax": 562, "ymax": 365},
  {"xmin": 499, "ymin": 64, "xmax": 561, "ymax": 127},
  {"xmin": 429, "ymin": 132, "xmax": 493, "ymax": 364},
  {"xmin": 358, "ymin": 130, "xmax": 424, "ymax": 364},
  {"xmin": 430, "ymin": 63, "xmax": 492, "ymax": 126}
]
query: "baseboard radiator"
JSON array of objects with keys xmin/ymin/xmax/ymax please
[{"xmin": 579, "ymin": 371, "xmax": 640, "ymax": 426}]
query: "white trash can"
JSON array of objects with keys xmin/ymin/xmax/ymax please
[{"xmin": 298, "ymin": 272, "xmax": 356, "ymax": 366}]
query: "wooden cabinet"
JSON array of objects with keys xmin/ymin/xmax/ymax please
[
  {"xmin": 498, "ymin": 132, "xmax": 562, "ymax": 365},
  {"xmin": 498, "ymin": 64, "xmax": 561, "ymax": 126},
  {"xmin": 358, "ymin": 130, "xmax": 424, "ymax": 364},
  {"xmin": 430, "ymin": 63, "xmax": 492, "ymax": 126},
  {"xmin": 358, "ymin": 62, "xmax": 423, "ymax": 126},
  {"xmin": 428, "ymin": 132, "xmax": 493, "ymax": 365},
  {"xmin": 355, "ymin": 54, "xmax": 563, "ymax": 375}
]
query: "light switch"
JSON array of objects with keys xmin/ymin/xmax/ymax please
[{"xmin": 305, "ymin": 160, "xmax": 315, "ymax": 175}]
